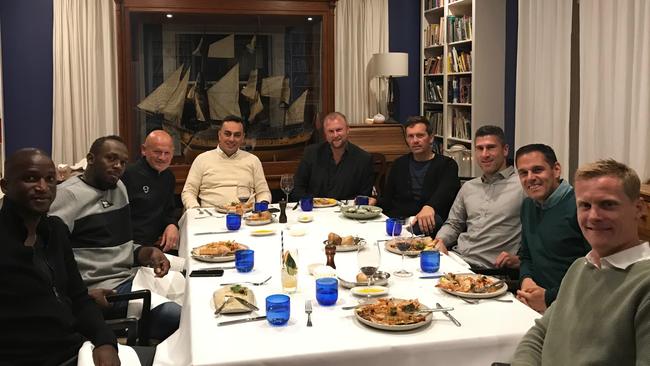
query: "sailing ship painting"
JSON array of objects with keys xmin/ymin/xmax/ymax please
[{"xmin": 137, "ymin": 32, "xmax": 316, "ymax": 162}]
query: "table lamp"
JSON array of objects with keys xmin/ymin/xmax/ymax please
[{"xmin": 371, "ymin": 52, "xmax": 408, "ymax": 123}]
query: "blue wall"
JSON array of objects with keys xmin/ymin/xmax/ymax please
[
  {"xmin": 388, "ymin": 0, "xmax": 420, "ymax": 123},
  {"xmin": 0, "ymin": 0, "xmax": 54, "ymax": 155},
  {"xmin": 505, "ymin": 0, "xmax": 518, "ymax": 157}
]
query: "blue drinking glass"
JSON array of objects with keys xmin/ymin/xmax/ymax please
[
  {"xmin": 355, "ymin": 195, "xmax": 369, "ymax": 206},
  {"xmin": 226, "ymin": 213, "xmax": 241, "ymax": 230},
  {"xmin": 315, "ymin": 277, "xmax": 338, "ymax": 306},
  {"xmin": 266, "ymin": 294, "xmax": 291, "ymax": 326},
  {"xmin": 300, "ymin": 196, "xmax": 313, "ymax": 212},
  {"xmin": 235, "ymin": 249, "xmax": 254, "ymax": 273},
  {"xmin": 385, "ymin": 218, "xmax": 402, "ymax": 236},
  {"xmin": 254, "ymin": 201, "xmax": 269, "ymax": 212},
  {"xmin": 420, "ymin": 250, "xmax": 441, "ymax": 273}
]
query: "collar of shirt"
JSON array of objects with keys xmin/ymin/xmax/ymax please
[
  {"xmin": 535, "ymin": 179, "xmax": 572, "ymax": 210},
  {"xmin": 585, "ymin": 241, "xmax": 650, "ymax": 270},
  {"xmin": 481, "ymin": 165, "xmax": 515, "ymax": 184},
  {"xmin": 139, "ymin": 156, "xmax": 162, "ymax": 176},
  {"xmin": 216, "ymin": 145, "xmax": 240, "ymax": 159},
  {"xmin": 324, "ymin": 141, "xmax": 349, "ymax": 161}
]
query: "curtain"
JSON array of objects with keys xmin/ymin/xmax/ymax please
[
  {"xmin": 515, "ymin": 0, "xmax": 573, "ymax": 173},
  {"xmin": 52, "ymin": 0, "xmax": 118, "ymax": 165},
  {"xmin": 335, "ymin": 0, "xmax": 388, "ymax": 124},
  {"xmin": 579, "ymin": 0, "xmax": 650, "ymax": 180}
]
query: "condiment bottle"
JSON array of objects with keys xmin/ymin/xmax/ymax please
[
  {"xmin": 279, "ymin": 199, "xmax": 287, "ymax": 223},
  {"xmin": 325, "ymin": 242, "xmax": 337, "ymax": 269}
]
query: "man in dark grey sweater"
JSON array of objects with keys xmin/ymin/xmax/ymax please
[{"xmin": 512, "ymin": 159, "xmax": 650, "ymax": 365}]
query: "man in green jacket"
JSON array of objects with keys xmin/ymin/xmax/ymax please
[
  {"xmin": 512, "ymin": 159, "xmax": 650, "ymax": 365},
  {"xmin": 514, "ymin": 144, "xmax": 590, "ymax": 313}
]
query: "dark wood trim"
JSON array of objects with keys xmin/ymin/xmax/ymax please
[{"xmin": 114, "ymin": 0, "xmax": 338, "ymax": 161}]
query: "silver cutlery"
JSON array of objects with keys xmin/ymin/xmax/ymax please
[
  {"xmin": 292, "ymin": 202, "xmax": 300, "ymax": 210},
  {"xmin": 341, "ymin": 304, "xmax": 454, "ymax": 312},
  {"xmin": 214, "ymin": 297, "xmax": 233, "ymax": 316},
  {"xmin": 219, "ymin": 276, "xmax": 272, "ymax": 286},
  {"xmin": 436, "ymin": 302, "xmax": 461, "ymax": 327},
  {"xmin": 474, "ymin": 280, "xmax": 506, "ymax": 293},
  {"xmin": 305, "ymin": 300, "xmax": 313, "ymax": 327},
  {"xmin": 194, "ymin": 231, "xmax": 230, "ymax": 235},
  {"xmin": 225, "ymin": 295, "xmax": 260, "ymax": 311},
  {"xmin": 217, "ymin": 315, "xmax": 267, "ymax": 326},
  {"xmin": 459, "ymin": 297, "xmax": 513, "ymax": 304}
]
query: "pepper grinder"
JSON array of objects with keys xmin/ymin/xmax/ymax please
[
  {"xmin": 279, "ymin": 199, "xmax": 288, "ymax": 223},
  {"xmin": 325, "ymin": 242, "xmax": 337, "ymax": 269}
]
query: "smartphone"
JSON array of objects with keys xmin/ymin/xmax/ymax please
[{"xmin": 189, "ymin": 269, "xmax": 224, "ymax": 277}]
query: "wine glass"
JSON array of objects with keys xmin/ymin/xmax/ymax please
[
  {"xmin": 357, "ymin": 241, "xmax": 381, "ymax": 289},
  {"xmin": 280, "ymin": 174, "xmax": 294, "ymax": 202},
  {"xmin": 236, "ymin": 185, "xmax": 251, "ymax": 205},
  {"xmin": 393, "ymin": 237, "xmax": 413, "ymax": 277}
]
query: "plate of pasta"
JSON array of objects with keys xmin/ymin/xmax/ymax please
[
  {"xmin": 191, "ymin": 241, "xmax": 249, "ymax": 263},
  {"xmin": 436, "ymin": 273, "xmax": 508, "ymax": 299},
  {"xmin": 355, "ymin": 298, "xmax": 432, "ymax": 331}
]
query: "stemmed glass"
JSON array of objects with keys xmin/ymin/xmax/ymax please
[
  {"xmin": 280, "ymin": 174, "xmax": 294, "ymax": 202},
  {"xmin": 357, "ymin": 241, "xmax": 381, "ymax": 288},
  {"xmin": 236, "ymin": 185, "xmax": 251, "ymax": 205},
  {"xmin": 394, "ymin": 219, "xmax": 413, "ymax": 277}
]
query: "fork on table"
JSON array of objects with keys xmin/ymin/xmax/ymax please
[{"xmin": 305, "ymin": 300, "xmax": 313, "ymax": 327}]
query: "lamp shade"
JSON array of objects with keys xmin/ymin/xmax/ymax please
[{"xmin": 371, "ymin": 52, "xmax": 408, "ymax": 78}]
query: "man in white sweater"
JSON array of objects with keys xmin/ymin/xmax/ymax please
[
  {"xmin": 181, "ymin": 116, "xmax": 272, "ymax": 209},
  {"xmin": 511, "ymin": 159, "xmax": 649, "ymax": 365}
]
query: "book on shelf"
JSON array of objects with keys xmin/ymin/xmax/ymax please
[
  {"xmin": 424, "ymin": 110, "xmax": 443, "ymax": 136},
  {"xmin": 447, "ymin": 76, "xmax": 471, "ymax": 104},
  {"xmin": 424, "ymin": 56, "xmax": 443, "ymax": 74},
  {"xmin": 449, "ymin": 108, "xmax": 471, "ymax": 140},
  {"xmin": 447, "ymin": 15, "xmax": 472, "ymax": 43},
  {"xmin": 432, "ymin": 139, "xmax": 443, "ymax": 155},
  {"xmin": 448, "ymin": 47, "xmax": 472, "ymax": 73},
  {"xmin": 425, "ymin": 79, "xmax": 444, "ymax": 103},
  {"xmin": 424, "ymin": 23, "xmax": 442, "ymax": 47}
]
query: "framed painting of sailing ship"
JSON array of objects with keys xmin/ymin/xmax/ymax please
[{"xmin": 114, "ymin": 0, "xmax": 336, "ymax": 164}]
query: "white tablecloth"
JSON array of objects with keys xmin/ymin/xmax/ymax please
[{"xmin": 155, "ymin": 205, "xmax": 539, "ymax": 366}]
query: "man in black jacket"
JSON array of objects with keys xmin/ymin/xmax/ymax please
[
  {"xmin": 0, "ymin": 148, "xmax": 121, "ymax": 365},
  {"xmin": 122, "ymin": 130, "xmax": 179, "ymax": 252},
  {"xmin": 373, "ymin": 116, "xmax": 460, "ymax": 235}
]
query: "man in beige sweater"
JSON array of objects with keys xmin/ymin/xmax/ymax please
[
  {"xmin": 181, "ymin": 116, "xmax": 271, "ymax": 209},
  {"xmin": 511, "ymin": 159, "xmax": 649, "ymax": 365}
]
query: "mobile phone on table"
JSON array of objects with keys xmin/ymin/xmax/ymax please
[{"xmin": 189, "ymin": 269, "xmax": 224, "ymax": 277}]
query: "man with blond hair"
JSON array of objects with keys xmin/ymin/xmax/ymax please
[
  {"xmin": 512, "ymin": 159, "xmax": 650, "ymax": 365},
  {"xmin": 293, "ymin": 112, "xmax": 373, "ymax": 200}
]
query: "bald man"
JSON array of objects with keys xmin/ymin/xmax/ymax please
[
  {"xmin": 122, "ymin": 130, "xmax": 180, "ymax": 252},
  {"xmin": 0, "ymin": 149, "xmax": 121, "ymax": 365}
]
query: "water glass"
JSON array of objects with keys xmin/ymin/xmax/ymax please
[
  {"xmin": 226, "ymin": 213, "xmax": 242, "ymax": 230},
  {"xmin": 266, "ymin": 294, "xmax": 291, "ymax": 326},
  {"xmin": 300, "ymin": 196, "xmax": 313, "ymax": 212},
  {"xmin": 235, "ymin": 249, "xmax": 254, "ymax": 273},
  {"xmin": 254, "ymin": 201, "xmax": 269, "ymax": 212},
  {"xmin": 355, "ymin": 195, "xmax": 369, "ymax": 206},
  {"xmin": 315, "ymin": 277, "xmax": 338, "ymax": 306},
  {"xmin": 281, "ymin": 248, "xmax": 299, "ymax": 293},
  {"xmin": 385, "ymin": 217, "xmax": 402, "ymax": 236},
  {"xmin": 420, "ymin": 250, "xmax": 440, "ymax": 273}
]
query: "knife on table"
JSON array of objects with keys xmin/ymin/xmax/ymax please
[
  {"xmin": 194, "ymin": 231, "xmax": 230, "ymax": 235},
  {"xmin": 436, "ymin": 302, "xmax": 461, "ymax": 327},
  {"xmin": 217, "ymin": 315, "xmax": 267, "ymax": 326},
  {"xmin": 231, "ymin": 296, "xmax": 260, "ymax": 311}
]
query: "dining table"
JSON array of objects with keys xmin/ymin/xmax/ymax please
[{"xmin": 153, "ymin": 204, "xmax": 540, "ymax": 366}]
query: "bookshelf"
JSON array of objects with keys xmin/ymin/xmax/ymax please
[{"xmin": 421, "ymin": 0, "xmax": 505, "ymax": 177}]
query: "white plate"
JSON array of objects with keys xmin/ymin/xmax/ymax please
[
  {"xmin": 215, "ymin": 204, "xmax": 254, "ymax": 214},
  {"xmin": 191, "ymin": 244, "xmax": 249, "ymax": 263},
  {"xmin": 355, "ymin": 308, "xmax": 432, "ymax": 331},
  {"xmin": 439, "ymin": 283, "xmax": 508, "ymax": 299},
  {"xmin": 384, "ymin": 238, "xmax": 435, "ymax": 257},
  {"xmin": 251, "ymin": 229, "xmax": 276, "ymax": 236},
  {"xmin": 212, "ymin": 286, "xmax": 257, "ymax": 314},
  {"xmin": 341, "ymin": 205, "xmax": 383, "ymax": 219},
  {"xmin": 438, "ymin": 274, "xmax": 508, "ymax": 299},
  {"xmin": 323, "ymin": 237, "xmax": 366, "ymax": 252},
  {"xmin": 245, "ymin": 218, "xmax": 273, "ymax": 226},
  {"xmin": 297, "ymin": 215, "xmax": 313, "ymax": 223},
  {"xmin": 337, "ymin": 272, "xmax": 390, "ymax": 288},
  {"xmin": 351, "ymin": 286, "xmax": 388, "ymax": 297}
]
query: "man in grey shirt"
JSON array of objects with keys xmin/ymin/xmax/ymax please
[{"xmin": 435, "ymin": 126, "xmax": 526, "ymax": 269}]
